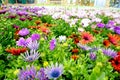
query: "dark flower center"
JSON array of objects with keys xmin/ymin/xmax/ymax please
[
  {"xmin": 51, "ymin": 70, "xmax": 60, "ymax": 78},
  {"xmin": 84, "ymin": 36, "xmax": 89, "ymax": 40}
]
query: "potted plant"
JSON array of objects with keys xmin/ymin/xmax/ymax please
[{"xmin": 27, "ymin": 0, "xmax": 34, "ymax": 4}]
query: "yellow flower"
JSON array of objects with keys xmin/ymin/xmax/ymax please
[
  {"xmin": 96, "ymin": 62, "xmax": 103, "ymax": 67},
  {"xmin": 43, "ymin": 61, "xmax": 49, "ymax": 67},
  {"xmin": 14, "ymin": 69, "xmax": 19, "ymax": 75},
  {"xmin": 62, "ymin": 43, "xmax": 68, "ymax": 47}
]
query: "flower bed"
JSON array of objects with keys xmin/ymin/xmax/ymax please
[{"xmin": 0, "ymin": 6, "xmax": 120, "ymax": 80}]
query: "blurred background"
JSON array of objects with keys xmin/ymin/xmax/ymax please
[{"xmin": 0, "ymin": 0, "xmax": 120, "ymax": 8}]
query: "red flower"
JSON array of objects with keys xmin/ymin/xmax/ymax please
[
  {"xmin": 103, "ymin": 39, "xmax": 111, "ymax": 47},
  {"xmin": 109, "ymin": 52, "xmax": 120, "ymax": 72},
  {"xmin": 71, "ymin": 55, "xmax": 79, "ymax": 60},
  {"xmin": 5, "ymin": 47, "xmax": 27, "ymax": 55},
  {"xmin": 72, "ymin": 48, "xmax": 79, "ymax": 53},
  {"xmin": 74, "ymin": 38, "xmax": 80, "ymax": 44},
  {"xmin": 108, "ymin": 34, "xmax": 120, "ymax": 46}
]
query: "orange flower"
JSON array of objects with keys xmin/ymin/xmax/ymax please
[
  {"xmin": 103, "ymin": 39, "xmax": 111, "ymax": 47},
  {"xmin": 35, "ymin": 20, "xmax": 41, "ymax": 25},
  {"xmin": 39, "ymin": 27, "xmax": 50, "ymax": 34},
  {"xmin": 5, "ymin": 47, "xmax": 27, "ymax": 55},
  {"xmin": 80, "ymin": 32, "xmax": 94, "ymax": 44},
  {"xmin": 108, "ymin": 34, "xmax": 120, "ymax": 46},
  {"xmin": 74, "ymin": 38, "xmax": 80, "ymax": 44},
  {"xmin": 72, "ymin": 48, "xmax": 79, "ymax": 53},
  {"xmin": 71, "ymin": 55, "xmax": 79, "ymax": 60}
]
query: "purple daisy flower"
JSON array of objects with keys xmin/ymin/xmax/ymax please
[
  {"xmin": 45, "ymin": 63, "xmax": 63, "ymax": 80},
  {"xmin": 21, "ymin": 50, "xmax": 40, "ymax": 62},
  {"xmin": 77, "ymin": 43, "xmax": 91, "ymax": 51},
  {"xmin": 0, "ymin": 9, "xmax": 7, "ymax": 14},
  {"xmin": 97, "ymin": 23, "xmax": 105, "ymax": 28},
  {"xmin": 102, "ymin": 48, "xmax": 117, "ymax": 58},
  {"xmin": 18, "ymin": 28, "xmax": 29, "ymax": 36},
  {"xmin": 18, "ymin": 66, "xmax": 36, "ymax": 80},
  {"xmin": 27, "ymin": 41, "xmax": 39, "ymax": 50},
  {"xmin": 114, "ymin": 26, "xmax": 120, "ymax": 35},
  {"xmin": 31, "ymin": 34, "xmax": 40, "ymax": 41},
  {"xmin": 49, "ymin": 39, "xmax": 56, "ymax": 50},
  {"xmin": 106, "ymin": 20, "xmax": 115, "ymax": 29},
  {"xmin": 90, "ymin": 52, "xmax": 96, "ymax": 60},
  {"xmin": 17, "ymin": 37, "xmax": 32, "ymax": 47},
  {"xmin": 36, "ymin": 68, "xmax": 48, "ymax": 80}
]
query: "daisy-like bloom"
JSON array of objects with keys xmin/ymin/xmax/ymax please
[
  {"xmin": 18, "ymin": 28, "xmax": 29, "ymax": 36},
  {"xmin": 5, "ymin": 47, "xmax": 27, "ymax": 55},
  {"xmin": 36, "ymin": 68, "xmax": 48, "ymax": 80},
  {"xmin": 49, "ymin": 39, "xmax": 56, "ymax": 50},
  {"xmin": 27, "ymin": 41, "xmax": 39, "ymax": 50},
  {"xmin": 109, "ymin": 52, "xmax": 120, "ymax": 72},
  {"xmin": 102, "ymin": 48, "xmax": 117, "ymax": 58},
  {"xmin": 18, "ymin": 66, "xmax": 36, "ymax": 80},
  {"xmin": 58, "ymin": 35, "xmax": 66, "ymax": 43},
  {"xmin": 71, "ymin": 55, "xmax": 79, "ymax": 60},
  {"xmin": 108, "ymin": 34, "xmax": 120, "ymax": 46},
  {"xmin": 97, "ymin": 23, "xmax": 105, "ymax": 28},
  {"xmin": 72, "ymin": 48, "xmax": 79, "ymax": 54},
  {"xmin": 0, "ymin": 9, "xmax": 7, "ymax": 14},
  {"xmin": 89, "ymin": 46, "xmax": 99, "ymax": 52},
  {"xmin": 31, "ymin": 34, "xmax": 40, "ymax": 41},
  {"xmin": 81, "ymin": 18, "xmax": 91, "ymax": 27},
  {"xmin": 13, "ymin": 24, "xmax": 19, "ymax": 29},
  {"xmin": 103, "ymin": 39, "xmax": 111, "ymax": 47},
  {"xmin": 17, "ymin": 37, "xmax": 32, "ymax": 47},
  {"xmin": 106, "ymin": 20, "xmax": 115, "ymax": 29},
  {"xmin": 114, "ymin": 26, "xmax": 120, "ymax": 35},
  {"xmin": 39, "ymin": 27, "xmax": 50, "ymax": 34},
  {"xmin": 78, "ymin": 27, "xmax": 84, "ymax": 32},
  {"xmin": 77, "ymin": 43, "xmax": 91, "ymax": 51},
  {"xmin": 21, "ymin": 50, "xmax": 40, "ymax": 62},
  {"xmin": 45, "ymin": 63, "xmax": 63, "ymax": 80},
  {"xmin": 90, "ymin": 52, "xmax": 96, "ymax": 60},
  {"xmin": 80, "ymin": 32, "xmax": 94, "ymax": 44}
]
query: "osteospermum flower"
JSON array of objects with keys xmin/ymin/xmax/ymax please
[
  {"xmin": 97, "ymin": 23, "xmax": 105, "ymax": 28},
  {"xmin": 17, "ymin": 37, "xmax": 32, "ymax": 47},
  {"xmin": 103, "ymin": 39, "xmax": 111, "ymax": 47},
  {"xmin": 45, "ymin": 63, "xmax": 63, "ymax": 80},
  {"xmin": 36, "ymin": 68, "xmax": 48, "ymax": 80},
  {"xmin": 80, "ymin": 32, "xmax": 94, "ymax": 44},
  {"xmin": 77, "ymin": 43, "xmax": 91, "ymax": 51},
  {"xmin": 90, "ymin": 52, "xmax": 96, "ymax": 60},
  {"xmin": 114, "ymin": 26, "xmax": 120, "ymax": 35},
  {"xmin": 108, "ymin": 34, "xmax": 120, "ymax": 46},
  {"xmin": 109, "ymin": 52, "xmax": 120, "ymax": 72},
  {"xmin": 58, "ymin": 35, "xmax": 66, "ymax": 42},
  {"xmin": 31, "ymin": 34, "xmax": 40, "ymax": 41},
  {"xmin": 27, "ymin": 41, "xmax": 39, "ymax": 50},
  {"xmin": 102, "ymin": 48, "xmax": 117, "ymax": 58},
  {"xmin": 18, "ymin": 66, "xmax": 36, "ymax": 80},
  {"xmin": 18, "ymin": 28, "xmax": 29, "ymax": 36},
  {"xmin": 49, "ymin": 39, "xmax": 56, "ymax": 50},
  {"xmin": 5, "ymin": 47, "xmax": 27, "ymax": 55},
  {"xmin": 21, "ymin": 50, "xmax": 40, "ymax": 62}
]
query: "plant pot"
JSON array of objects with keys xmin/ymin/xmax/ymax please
[
  {"xmin": 17, "ymin": 0, "xmax": 22, "ymax": 3},
  {"xmin": 9, "ymin": 0, "xmax": 16, "ymax": 4},
  {"xmin": 27, "ymin": 0, "xmax": 34, "ymax": 4}
]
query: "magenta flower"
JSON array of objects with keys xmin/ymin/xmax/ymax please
[
  {"xmin": 17, "ymin": 37, "xmax": 32, "ymax": 47},
  {"xmin": 114, "ymin": 26, "xmax": 120, "ymax": 35},
  {"xmin": 97, "ymin": 23, "xmax": 105, "ymax": 28},
  {"xmin": 19, "ymin": 17, "xmax": 26, "ymax": 21},
  {"xmin": 18, "ymin": 28, "xmax": 29, "ymax": 36},
  {"xmin": 49, "ymin": 39, "xmax": 56, "ymax": 50},
  {"xmin": 31, "ymin": 34, "xmax": 40, "ymax": 41}
]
